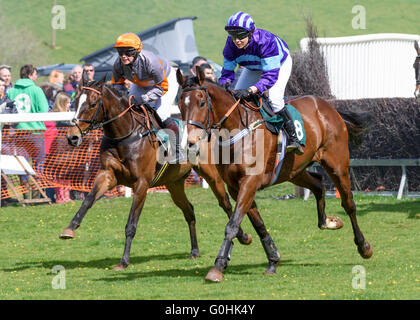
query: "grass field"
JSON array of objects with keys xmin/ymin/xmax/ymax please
[
  {"xmin": 1, "ymin": 0, "xmax": 419, "ymax": 80},
  {"xmin": 0, "ymin": 184, "xmax": 419, "ymax": 300}
]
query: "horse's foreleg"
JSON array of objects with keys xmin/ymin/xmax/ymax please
[
  {"xmin": 205, "ymin": 182, "xmax": 258, "ymax": 282},
  {"xmin": 195, "ymin": 165, "xmax": 252, "ymax": 245},
  {"xmin": 114, "ymin": 178, "xmax": 148, "ymax": 270},
  {"xmin": 291, "ymin": 170, "xmax": 343, "ymax": 230},
  {"xmin": 60, "ymin": 169, "xmax": 117, "ymax": 239},
  {"xmin": 166, "ymin": 181, "xmax": 200, "ymax": 259}
]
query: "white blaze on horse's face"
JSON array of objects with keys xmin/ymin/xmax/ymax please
[
  {"xmin": 75, "ymin": 93, "xmax": 87, "ymax": 119},
  {"xmin": 184, "ymin": 95, "xmax": 190, "ymax": 108}
]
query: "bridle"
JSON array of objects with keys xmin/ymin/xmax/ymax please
[
  {"xmin": 181, "ymin": 84, "xmax": 262, "ymax": 139},
  {"xmin": 182, "ymin": 85, "xmax": 215, "ymax": 137},
  {"xmin": 72, "ymin": 86, "xmax": 148, "ymax": 142}
]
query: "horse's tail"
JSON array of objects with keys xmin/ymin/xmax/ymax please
[{"xmin": 336, "ymin": 108, "xmax": 373, "ymax": 147}]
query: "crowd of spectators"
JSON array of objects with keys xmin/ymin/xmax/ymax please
[{"xmin": 0, "ymin": 63, "xmax": 94, "ymax": 206}]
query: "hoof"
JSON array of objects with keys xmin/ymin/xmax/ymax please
[
  {"xmin": 189, "ymin": 250, "xmax": 201, "ymax": 259},
  {"xmin": 358, "ymin": 242, "xmax": 373, "ymax": 259},
  {"xmin": 264, "ymin": 270, "xmax": 276, "ymax": 275},
  {"xmin": 238, "ymin": 233, "xmax": 253, "ymax": 245},
  {"xmin": 113, "ymin": 264, "xmax": 127, "ymax": 271},
  {"xmin": 264, "ymin": 260, "xmax": 278, "ymax": 275},
  {"xmin": 320, "ymin": 216, "xmax": 344, "ymax": 230},
  {"xmin": 205, "ymin": 267, "xmax": 223, "ymax": 283},
  {"xmin": 59, "ymin": 228, "xmax": 75, "ymax": 239}
]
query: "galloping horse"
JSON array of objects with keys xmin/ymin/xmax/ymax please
[
  {"xmin": 59, "ymin": 76, "xmax": 252, "ymax": 271},
  {"xmin": 177, "ymin": 67, "xmax": 373, "ymax": 282},
  {"xmin": 414, "ymin": 41, "xmax": 420, "ymax": 102}
]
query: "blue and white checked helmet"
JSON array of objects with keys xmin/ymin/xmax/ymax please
[{"xmin": 225, "ymin": 11, "xmax": 255, "ymax": 32}]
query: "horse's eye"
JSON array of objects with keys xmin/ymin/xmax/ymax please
[{"xmin": 200, "ymin": 101, "xmax": 206, "ymax": 108}]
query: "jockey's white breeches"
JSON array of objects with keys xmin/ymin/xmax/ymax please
[{"xmin": 234, "ymin": 54, "xmax": 292, "ymax": 112}]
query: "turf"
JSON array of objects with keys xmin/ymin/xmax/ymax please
[{"xmin": 0, "ymin": 184, "xmax": 419, "ymax": 300}]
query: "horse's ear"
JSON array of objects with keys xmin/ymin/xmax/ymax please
[
  {"xmin": 176, "ymin": 68, "xmax": 185, "ymax": 86},
  {"xmin": 82, "ymin": 70, "xmax": 89, "ymax": 86},
  {"xmin": 415, "ymin": 41, "xmax": 420, "ymax": 54},
  {"xmin": 97, "ymin": 74, "xmax": 107, "ymax": 88},
  {"xmin": 196, "ymin": 65, "xmax": 205, "ymax": 86}
]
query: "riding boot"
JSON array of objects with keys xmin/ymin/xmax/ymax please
[
  {"xmin": 163, "ymin": 118, "xmax": 187, "ymax": 164},
  {"xmin": 277, "ymin": 107, "xmax": 304, "ymax": 155}
]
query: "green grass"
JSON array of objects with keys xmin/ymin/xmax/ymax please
[
  {"xmin": 1, "ymin": 0, "xmax": 419, "ymax": 81},
  {"xmin": 0, "ymin": 184, "xmax": 419, "ymax": 300}
]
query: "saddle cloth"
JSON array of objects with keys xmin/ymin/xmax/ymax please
[{"xmin": 259, "ymin": 101, "xmax": 306, "ymax": 146}]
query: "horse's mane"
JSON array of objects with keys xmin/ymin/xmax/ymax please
[{"xmin": 103, "ymin": 84, "xmax": 129, "ymax": 107}]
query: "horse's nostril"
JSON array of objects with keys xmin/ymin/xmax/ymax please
[{"xmin": 67, "ymin": 135, "xmax": 80, "ymax": 146}]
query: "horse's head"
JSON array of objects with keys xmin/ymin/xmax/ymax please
[
  {"xmin": 66, "ymin": 75, "xmax": 107, "ymax": 146},
  {"xmin": 176, "ymin": 66, "xmax": 216, "ymax": 159},
  {"xmin": 414, "ymin": 41, "xmax": 420, "ymax": 103}
]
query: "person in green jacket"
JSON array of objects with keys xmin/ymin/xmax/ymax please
[{"xmin": 7, "ymin": 65, "xmax": 49, "ymax": 189}]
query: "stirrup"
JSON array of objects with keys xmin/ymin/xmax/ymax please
[{"xmin": 286, "ymin": 141, "xmax": 304, "ymax": 155}]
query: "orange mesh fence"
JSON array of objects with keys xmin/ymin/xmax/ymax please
[{"xmin": 1, "ymin": 128, "xmax": 202, "ymax": 200}]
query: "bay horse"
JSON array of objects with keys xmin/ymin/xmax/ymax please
[
  {"xmin": 177, "ymin": 67, "xmax": 373, "ymax": 282},
  {"xmin": 59, "ymin": 76, "xmax": 252, "ymax": 271},
  {"xmin": 414, "ymin": 40, "xmax": 420, "ymax": 103}
]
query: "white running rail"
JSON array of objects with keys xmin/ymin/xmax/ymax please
[{"xmin": 300, "ymin": 33, "xmax": 420, "ymax": 99}]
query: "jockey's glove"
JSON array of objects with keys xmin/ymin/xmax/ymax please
[
  {"xmin": 221, "ymin": 81, "xmax": 232, "ymax": 91},
  {"xmin": 141, "ymin": 94, "xmax": 152, "ymax": 103},
  {"xmin": 233, "ymin": 87, "xmax": 253, "ymax": 100}
]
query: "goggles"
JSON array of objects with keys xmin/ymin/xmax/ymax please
[
  {"xmin": 227, "ymin": 30, "xmax": 250, "ymax": 40},
  {"xmin": 116, "ymin": 47, "xmax": 137, "ymax": 57}
]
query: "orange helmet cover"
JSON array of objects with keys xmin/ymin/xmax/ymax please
[{"xmin": 114, "ymin": 33, "xmax": 143, "ymax": 51}]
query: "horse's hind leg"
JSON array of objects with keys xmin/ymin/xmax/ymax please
[
  {"xmin": 166, "ymin": 180, "xmax": 200, "ymax": 259},
  {"xmin": 60, "ymin": 169, "xmax": 117, "ymax": 239},
  {"xmin": 321, "ymin": 158, "xmax": 373, "ymax": 259},
  {"xmin": 195, "ymin": 165, "xmax": 252, "ymax": 245},
  {"xmin": 291, "ymin": 170, "xmax": 343, "ymax": 230}
]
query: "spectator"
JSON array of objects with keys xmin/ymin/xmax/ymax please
[
  {"xmin": 83, "ymin": 63, "xmax": 95, "ymax": 81},
  {"xmin": 7, "ymin": 64, "xmax": 49, "ymax": 199},
  {"xmin": 188, "ymin": 56, "xmax": 208, "ymax": 76},
  {"xmin": 0, "ymin": 77, "xmax": 16, "ymax": 115},
  {"xmin": 64, "ymin": 65, "xmax": 83, "ymax": 110},
  {"xmin": 64, "ymin": 65, "xmax": 82, "ymax": 96},
  {"xmin": 0, "ymin": 65, "xmax": 13, "ymax": 93},
  {"xmin": 63, "ymin": 72, "xmax": 73, "ymax": 89},
  {"xmin": 0, "ymin": 76, "xmax": 18, "ymax": 206},
  {"xmin": 200, "ymin": 63, "xmax": 217, "ymax": 83},
  {"xmin": 48, "ymin": 69, "xmax": 64, "ymax": 90},
  {"xmin": 41, "ymin": 84, "xmax": 56, "ymax": 112},
  {"xmin": 44, "ymin": 92, "xmax": 73, "ymax": 203}
]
